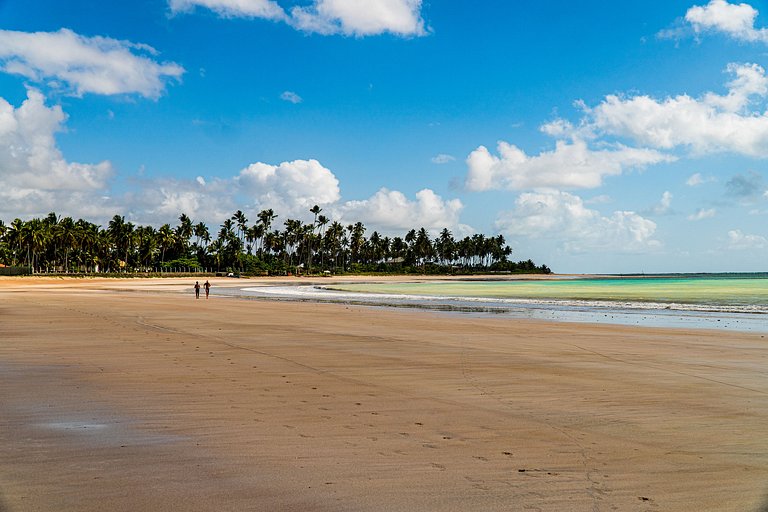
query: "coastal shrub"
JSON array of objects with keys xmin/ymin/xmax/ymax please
[{"xmin": 0, "ymin": 266, "xmax": 32, "ymax": 276}]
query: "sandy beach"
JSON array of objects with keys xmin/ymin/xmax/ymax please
[{"xmin": 1, "ymin": 277, "xmax": 767, "ymax": 511}]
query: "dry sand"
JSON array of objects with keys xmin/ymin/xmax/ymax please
[{"xmin": 1, "ymin": 276, "xmax": 767, "ymax": 511}]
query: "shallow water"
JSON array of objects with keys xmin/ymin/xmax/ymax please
[
  {"xmin": 331, "ymin": 275, "xmax": 768, "ymax": 311},
  {"xmin": 232, "ymin": 275, "xmax": 768, "ymax": 333}
]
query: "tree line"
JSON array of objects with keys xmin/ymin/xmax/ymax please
[{"xmin": 0, "ymin": 207, "xmax": 551, "ymax": 275}]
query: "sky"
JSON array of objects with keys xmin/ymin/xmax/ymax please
[{"xmin": 1, "ymin": 0, "xmax": 768, "ymax": 273}]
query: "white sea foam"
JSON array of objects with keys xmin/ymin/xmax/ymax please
[
  {"xmin": 231, "ymin": 284, "xmax": 768, "ymax": 333},
  {"xmin": 241, "ymin": 285, "xmax": 768, "ymax": 315}
]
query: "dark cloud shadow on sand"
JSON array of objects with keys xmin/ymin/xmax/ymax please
[{"xmin": 756, "ymin": 493, "xmax": 768, "ymax": 512}]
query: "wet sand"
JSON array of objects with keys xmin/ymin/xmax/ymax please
[{"xmin": 1, "ymin": 277, "xmax": 767, "ymax": 511}]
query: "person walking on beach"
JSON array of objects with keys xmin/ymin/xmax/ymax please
[
  {"xmin": 194, "ymin": 281, "xmax": 200, "ymax": 299},
  {"xmin": 204, "ymin": 280, "xmax": 211, "ymax": 299}
]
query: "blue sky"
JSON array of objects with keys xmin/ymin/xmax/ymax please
[{"xmin": 1, "ymin": 0, "xmax": 768, "ymax": 273}]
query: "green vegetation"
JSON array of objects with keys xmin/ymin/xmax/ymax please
[{"xmin": 0, "ymin": 208, "xmax": 551, "ymax": 276}]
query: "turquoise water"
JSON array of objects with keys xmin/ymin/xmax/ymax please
[
  {"xmin": 235, "ymin": 274, "xmax": 768, "ymax": 332},
  {"xmin": 329, "ymin": 275, "xmax": 768, "ymax": 311}
]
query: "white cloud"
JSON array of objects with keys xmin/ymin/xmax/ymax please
[
  {"xmin": 540, "ymin": 118, "xmax": 576, "ymax": 138},
  {"xmin": 685, "ymin": 0, "xmax": 768, "ymax": 42},
  {"xmin": 590, "ymin": 63, "xmax": 768, "ymax": 157},
  {"xmin": 431, "ymin": 153, "xmax": 455, "ymax": 164},
  {"xmin": 338, "ymin": 188, "xmax": 463, "ymax": 232},
  {"xmin": 168, "ymin": 0, "xmax": 427, "ymax": 38},
  {"xmin": 128, "ymin": 168, "xmax": 468, "ymax": 233},
  {"xmin": 728, "ymin": 228, "xmax": 768, "ymax": 248},
  {"xmin": 495, "ymin": 190, "xmax": 660, "ymax": 253},
  {"xmin": 236, "ymin": 159, "xmax": 341, "ymax": 217},
  {"xmin": 0, "ymin": 91, "xmax": 467, "ymax": 231},
  {"xmin": 465, "ymin": 138, "xmax": 672, "ymax": 191},
  {"xmin": 688, "ymin": 208, "xmax": 717, "ymax": 220},
  {"xmin": 280, "ymin": 90, "xmax": 302, "ymax": 104},
  {"xmin": 123, "ymin": 176, "xmax": 234, "ymax": 225},
  {"xmin": 169, "ymin": 0, "xmax": 286, "ymax": 19},
  {"xmin": 0, "ymin": 29, "xmax": 184, "ymax": 98},
  {"xmin": 686, "ymin": 172, "xmax": 716, "ymax": 186},
  {"xmin": 290, "ymin": 0, "xmax": 426, "ymax": 36},
  {"xmin": 0, "ymin": 89, "xmax": 113, "ymax": 219},
  {"xmin": 651, "ymin": 191, "xmax": 673, "ymax": 215}
]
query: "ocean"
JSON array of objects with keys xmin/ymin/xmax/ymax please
[{"xmin": 236, "ymin": 274, "xmax": 768, "ymax": 333}]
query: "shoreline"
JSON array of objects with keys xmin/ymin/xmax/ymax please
[
  {"xmin": 1, "ymin": 279, "xmax": 767, "ymax": 510},
  {"xmin": 3, "ymin": 274, "xmax": 767, "ymax": 333}
]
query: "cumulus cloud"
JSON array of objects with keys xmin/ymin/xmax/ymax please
[
  {"xmin": 0, "ymin": 29, "xmax": 184, "ymax": 98},
  {"xmin": 465, "ymin": 138, "xmax": 672, "ymax": 191},
  {"xmin": 589, "ymin": 63, "xmax": 768, "ymax": 157},
  {"xmin": 495, "ymin": 190, "xmax": 660, "ymax": 253},
  {"xmin": 128, "ymin": 175, "xmax": 468, "ymax": 234},
  {"xmin": 280, "ymin": 90, "xmax": 302, "ymax": 104},
  {"xmin": 337, "ymin": 188, "xmax": 463, "ymax": 232},
  {"xmin": 0, "ymin": 89, "xmax": 467, "ymax": 230},
  {"xmin": 112, "ymin": 159, "xmax": 340, "ymax": 226},
  {"xmin": 688, "ymin": 208, "xmax": 717, "ymax": 220},
  {"xmin": 0, "ymin": 89, "xmax": 113, "ymax": 219},
  {"xmin": 122, "ymin": 176, "xmax": 235, "ymax": 225},
  {"xmin": 290, "ymin": 0, "xmax": 426, "ymax": 36},
  {"xmin": 728, "ymin": 228, "xmax": 768, "ymax": 248},
  {"xmin": 685, "ymin": 0, "xmax": 768, "ymax": 42},
  {"xmin": 235, "ymin": 159, "xmax": 341, "ymax": 217},
  {"xmin": 169, "ymin": 0, "xmax": 286, "ymax": 19},
  {"xmin": 168, "ymin": 0, "xmax": 427, "ymax": 37}
]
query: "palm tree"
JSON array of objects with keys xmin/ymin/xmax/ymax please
[
  {"xmin": 283, "ymin": 219, "xmax": 303, "ymax": 269},
  {"xmin": 436, "ymin": 228, "xmax": 455, "ymax": 266},
  {"xmin": 208, "ymin": 238, "xmax": 223, "ymax": 271},
  {"xmin": 107, "ymin": 215, "xmax": 135, "ymax": 271},
  {"xmin": 414, "ymin": 228, "xmax": 434, "ymax": 268},
  {"xmin": 348, "ymin": 222, "xmax": 366, "ymax": 265},
  {"xmin": 316, "ymin": 214, "xmax": 329, "ymax": 268},
  {"xmin": 25, "ymin": 218, "xmax": 49, "ymax": 273},
  {"xmin": 193, "ymin": 222, "xmax": 209, "ymax": 249},
  {"xmin": 232, "ymin": 210, "xmax": 248, "ymax": 248},
  {"xmin": 176, "ymin": 214, "xmax": 193, "ymax": 256},
  {"xmin": 156, "ymin": 224, "xmax": 175, "ymax": 266},
  {"xmin": 0, "ymin": 207, "xmax": 538, "ymax": 275},
  {"xmin": 57, "ymin": 217, "xmax": 77, "ymax": 272},
  {"xmin": 5, "ymin": 219, "xmax": 23, "ymax": 266},
  {"xmin": 246, "ymin": 223, "xmax": 263, "ymax": 256},
  {"xmin": 367, "ymin": 231, "xmax": 386, "ymax": 264},
  {"xmin": 73, "ymin": 220, "xmax": 99, "ymax": 272},
  {"xmin": 307, "ymin": 205, "xmax": 322, "ymax": 272}
]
